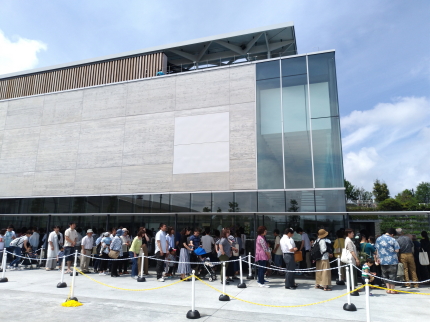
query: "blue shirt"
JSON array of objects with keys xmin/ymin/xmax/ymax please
[
  {"xmin": 156, "ymin": 71, "xmax": 165, "ymax": 76},
  {"xmin": 190, "ymin": 235, "xmax": 201, "ymax": 249},
  {"xmin": 166, "ymin": 234, "xmax": 175, "ymax": 249},
  {"xmin": 375, "ymin": 234, "xmax": 400, "ymax": 265}
]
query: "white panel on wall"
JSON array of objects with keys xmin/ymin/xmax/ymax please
[
  {"xmin": 173, "ymin": 112, "xmax": 229, "ymax": 174},
  {"xmin": 174, "ymin": 112, "xmax": 229, "ymax": 145},
  {"xmin": 173, "ymin": 142, "xmax": 229, "ymax": 174}
]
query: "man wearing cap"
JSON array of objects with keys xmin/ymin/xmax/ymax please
[{"xmin": 80, "ymin": 229, "xmax": 94, "ymax": 273}]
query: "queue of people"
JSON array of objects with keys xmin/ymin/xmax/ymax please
[{"xmin": 1, "ymin": 222, "xmax": 429, "ymax": 293}]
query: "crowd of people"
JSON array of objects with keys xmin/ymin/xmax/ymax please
[{"xmin": 1, "ymin": 222, "xmax": 429, "ymax": 294}]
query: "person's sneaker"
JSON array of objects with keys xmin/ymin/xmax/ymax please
[
  {"xmin": 158, "ymin": 278, "xmax": 165, "ymax": 282},
  {"xmin": 131, "ymin": 276, "xmax": 137, "ymax": 279},
  {"xmin": 406, "ymin": 286, "xmax": 411, "ymax": 289},
  {"xmin": 264, "ymin": 280, "xmax": 270, "ymax": 283},
  {"xmin": 259, "ymin": 284, "xmax": 270, "ymax": 288},
  {"xmin": 414, "ymin": 285, "xmax": 419, "ymax": 289},
  {"xmin": 221, "ymin": 281, "xmax": 230, "ymax": 285},
  {"xmin": 99, "ymin": 272, "xmax": 104, "ymax": 275},
  {"xmin": 103, "ymin": 272, "xmax": 109, "ymax": 275},
  {"xmin": 9, "ymin": 266, "xmax": 15, "ymax": 270}
]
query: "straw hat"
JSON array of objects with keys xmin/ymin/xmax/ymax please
[{"xmin": 317, "ymin": 229, "xmax": 328, "ymax": 239}]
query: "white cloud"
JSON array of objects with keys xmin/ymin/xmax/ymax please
[
  {"xmin": 0, "ymin": 30, "xmax": 47, "ymax": 75},
  {"xmin": 342, "ymin": 97, "xmax": 430, "ymax": 195}
]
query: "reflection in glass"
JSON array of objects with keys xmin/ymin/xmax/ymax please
[
  {"xmin": 170, "ymin": 194, "xmax": 191, "ymax": 212},
  {"xmin": 190, "ymin": 193, "xmax": 212, "ymax": 212},
  {"xmin": 118, "ymin": 195, "xmax": 134, "ymax": 213},
  {"xmin": 43, "ymin": 198, "xmax": 56, "ymax": 213},
  {"xmin": 0, "ymin": 199, "xmax": 21, "ymax": 214},
  {"xmin": 308, "ymin": 52, "xmax": 339, "ymax": 118},
  {"xmin": 134, "ymin": 195, "xmax": 151, "ymax": 213},
  {"xmin": 57, "ymin": 198, "xmax": 72, "ymax": 213},
  {"xmin": 258, "ymin": 191, "xmax": 285, "ymax": 212},
  {"xmin": 256, "ymin": 60, "xmax": 280, "ymax": 80},
  {"xmin": 282, "ymin": 56, "xmax": 307, "ymax": 77},
  {"xmin": 151, "ymin": 194, "xmax": 170, "ymax": 213},
  {"xmin": 101, "ymin": 196, "xmax": 117, "ymax": 213},
  {"xmin": 285, "ymin": 190, "xmax": 315, "ymax": 212},
  {"xmin": 315, "ymin": 190, "xmax": 346, "ymax": 212},
  {"xmin": 212, "ymin": 192, "xmax": 234, "ymax": 213},
  {"xmin": 86, "ymin": 196, "xmax": 102, "ymax": 213},
  {"xmin": 234, "ymin": 192, "xmax": 257, "ymax": 212},
  {"xmin": 282, "ymin": 74, "xmax": 313, "ymax": 188},
  {"xmin": 311, "ymin": 117, "xmax": 343, "ymax": 188},
  {"xmin": 257, "ymin": 77, "xmax": 283, "ymax": 189}
]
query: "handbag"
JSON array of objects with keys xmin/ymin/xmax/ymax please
[
  {"xmin": 294, "ymin": 250, "xmax": 303, "ymax": 262},
  {"xmin": 108, "ymin": 250, "xmax": 119, "ymax": 259},
  {"xmin": 341, "ymin": 248, "xmax": 352, "ymax": 264},
  {"xmin": 419, "ymin": 250, "xmax": 430, "ymax": 266},
  {"xmin": 397, "ymin": 262, "xmax": 405, "ymax": 281}
]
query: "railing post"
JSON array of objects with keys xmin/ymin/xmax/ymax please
[
  {"xmin": 186, "ymin": 270, "xmax": 200, "ymax": 319},
  {"xmin": 343, "ymin": 266, "xmax": 356, "ymax": 311},
  {"xmin": 219, "ymin": 262, "xmax": 230, "ymax": 301},
  {"xmin": 365, "ymin": 278, "xmax": 371, "ymax": 322},
  {"xmin": 137, "ymin": 252, "xmax": 146, "ymax": 282},
  {"xmin": 336, "ymin": 257, "xmax": 345, "ymax": 285},
  {"xmin": 350, "ymin": 262, "xmax": 359, "ymax": 296},
  {"xmin": 246, "ymin": 252, "xmax": 254, "ymax": 279},
  {"xmin": 237, "ymin": 256, "xmax": 246, "ymax": 288},
  {"xmin": 0, "ymin": 249, "xmax": 8, "ymax": 282},
  {"xmin": 57, "ymin": 253, "xmax": 67, "ymax": 288},
  {"xmin": 69, "ymin": 250, "xmax": 79, "ymax": 301}
]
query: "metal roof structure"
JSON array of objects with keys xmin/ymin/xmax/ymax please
[{"xmin": 0, "ymin": 22, "xmax": 297, "ymax": 79}]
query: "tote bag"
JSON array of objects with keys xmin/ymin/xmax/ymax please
[
  {"xmin": 419, "ymin": 250, "xmax": 430, "ymax": 266},
  {"xmin": 341, "ymin": 248, "xmax": 352, "ymax": 264}
]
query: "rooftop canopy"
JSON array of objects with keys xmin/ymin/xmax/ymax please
[{"xmin": 0, "ymin": 22, "xmax": 297, "ymax": 79}]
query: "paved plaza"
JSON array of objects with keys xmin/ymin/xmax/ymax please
[{"xmin": 0, "ymin": 266, "xmax": 429, "ymax": 321}]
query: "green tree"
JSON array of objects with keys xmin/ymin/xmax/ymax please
[
  {"xmin": 373, "ymin": 179, "xmax": 390, "ymax": 202},
  {"xmin": 288, "ymin": 199, "xmax": 300, "ymax": 212},
  {"xmin": 395, "ymin": 189, "xmax": 416, "ymax": 203},
  {"xmin": 356, "ymin": 187, "xmax": 373, "ymax": 201},
  {"xmin": 415, "ymin": 182, "xmax": 430, "ymax": 203},
  {"xmin": 344, "ymin": 179, "xmax": 359, "ymax": 201},
  {"xmin": 378, "ymin": 198, "xmax": 402, "ymax": 211}
]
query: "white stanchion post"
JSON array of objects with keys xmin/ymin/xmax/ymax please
[
  {"xmin": 0, "ymin": 250, "xmax": 8, "ymax": 282},
  {"xmin": 186, "ymin": 269, "xmax": 200, "ymax": 319},
  {"xmin": 336, "ymin": 257, "xmax": 345, "ymax": 285},
  {"xmin": 246, "ymin": 252, "xmax": 253, "ymax": 279},
  {"xmin": 350, "ymin": 262, "xmax": 359, "ymax": 296},
  {"xmin": 365, "ymin": 278, "xmax": 370, "ymax": 322},
  {"xmin": 137, "ymin": 252, "xmax": 146, "ymax": 282},
  {"xmin": 237, "ymin": 256, "xmax": 246, "ymax": 288},
  {"xmin": 69, "ymin": 250, "xmax": 79, "ymax": 301},
  {"xmin": 219, "ymin": 262, "xmax": 230, "ymax": 301},
  {"xmin": 57, "ymin": 254, "xmax": 67, "ymax": 288},
  {"xmin": 343, "ymin": 266, "xmax": 356, "ymax": 311}
]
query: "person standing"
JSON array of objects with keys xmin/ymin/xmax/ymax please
[
  {"xmin": 297, "ymin": 227, "xmax": 311, "ymax": 273},
  {"xmin": 255, "ymin": 226, "xmax": 271, "ymax": 288},
  {"xmin": 396, "ymin": 228, "xmax": 419, "ymax": 289},
  {"xmin": 166, "ymin": 227, "xmax": 175, "ymax": 250},
  {"xmin": 137, "ymin": 228, "xmax": 150, "ymax": 275},
  {"xmin": 177, "ymin": 228, "xmax": 192, "ymax": 281},
  {"xmin": 344, "ymin": 228, "xmax": 361, "ymax": 289},
  {"xmin": 218, "ymin": 228, "xmax": 236, "ymax": 285},
  {"xmin": 119, "ymin": 228, "xmax": 131, "ymax": 275},
  {"xmin": 46, "ymin": 226, "xmax": 60, "ymax": 271},
  {"xmin": 272, "ymin": 229, "xmax": 283, "ymax": 272},
  {"xmin": 333, "ymin": 230, "xmax": 346, "ymax": 282},
  {"xmin": 99, "ymin": 232, "xmax": 111, "ymax": 275},
  {"xmin": 110, "ymin": 229, "xmax": 123, "ymax": 277},
  {"xmin": 4, "ymin": 225, "xmax": 16, "ymax": 262},
  {"xmin": 375, "ymin": 228, "xmax": 400, "ymax": 294},
  {"xmin": 129, "ymin": 230, "xmax": 144, "ymax": 279},
  {"xmin": 80, "ymin": 229, "xmax": 94, "ymax": 274},
  {"xmin": 29, "ymin": 227, "xmax": 40, "ymax": 252},
  {"xmin": 64, "ymin": 222, "xmax": 78, "ymax": 273},
  {"xmin": 0, "ymin": 229, "xmax": 5, "ymax": 267},
  {"xmin": 201, "ymin": 228, "xmax": 215, "ymax": 261},
  {"xmin": 420, "ymin": 231, "xmax": 430, "ymax": 282},
  {"xmin": 281, "ymin": 228, "xmax": 298, "ymax": 289},
  {"xmin": 155, "ymin": 223, "xmax": 169, "ymax": 282},
  {"xmin": 315, "ymin": 229, "xmax": 332, "ymax": 291}
]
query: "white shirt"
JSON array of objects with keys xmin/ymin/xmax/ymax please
[
  {"xmin": 81, "ymin": 235, "xmax": 94, "ymax": 250},
  {"xmin": 301, "ymin": 232, "xmax": 311, "ymax": 251},
  {"xmin": 280, "ymin": 235, "xmax": 296, "ymax": 254},
  {"xmin": 155, "ymin": 230, "xmax": 168, "ymax": 253},
  {"xmin": 64, "ymin": 228, "xmax": 78, "ymax": 247}
]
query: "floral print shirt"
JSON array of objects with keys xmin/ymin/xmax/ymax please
[{"xmin": 375, "ymin": 234, "xmax": 399, "ymax": 265}]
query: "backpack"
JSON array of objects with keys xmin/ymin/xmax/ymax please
[
  {"xmin": 359, "ymin": 243, "xmax": 369, "ymax": 265},
  {"xmin": 310, "ymin": 239, "xmax": 323, "ymax": 261}
]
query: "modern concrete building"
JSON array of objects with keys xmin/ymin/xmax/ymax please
[{"xmin": 0, "ymin": 22, "xmax": 349, "ymax": 239}]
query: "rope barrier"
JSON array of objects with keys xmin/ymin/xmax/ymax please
[
  {"xmin": 368, "ymin": 285, "xmax": 430, "ymax": 295},
  {"xmin": 4, "ymin": 250, "xmax": 74, "ymax": 261},
  {"xmin": 195, "ymin": 275, "xmax": 366, "ymax": 307},
  {"xmin": 74, "ymin": 267, "xmax": 192, "ymax": 291},
  {"xmin": 351, "ymin": 264, "xmax": 430, "ymax": 284},
  {"xmin": 246, "ymin": 260, "xmax": 349, "ymax": 273}
]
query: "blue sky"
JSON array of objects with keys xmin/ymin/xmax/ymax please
[{"xmin": 0, "ymin": 0, "xmax": 429, "ymax": 195}]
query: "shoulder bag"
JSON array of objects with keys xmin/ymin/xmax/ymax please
[
  {"xmin": 108, "ymin": 249, "xmax": 119, "ymax": 259},
  {"xmin": 341, "ymin": 243, "xmax": 353, "ymax": 264},
  {"xmin": 419, "ymin": 249, "xmax": 429, "ymax": 266}
]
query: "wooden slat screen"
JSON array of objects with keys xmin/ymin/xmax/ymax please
[{"xmin": 0, "ymin": 52, "xmax": 167, "ymax": 100}]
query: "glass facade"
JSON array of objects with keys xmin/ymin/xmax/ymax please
[{"xmin": 256, "ymin": 52, "xmax": 344, "ymax": 190}]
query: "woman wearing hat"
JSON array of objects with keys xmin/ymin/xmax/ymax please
[
  {"xmin": 110, "ymin": 229, "xmax": 124, "ymax": 277},
  {"xmin": 99, "ymin": 232, "xmax": 111, "ymax": 275},
  {"xmin": 315, "ymin": 229, "xmax": 332, "ymax": 291},
  {"xmin": 119, "ymin": 228, "xmax": 131, "ymax": 275}
]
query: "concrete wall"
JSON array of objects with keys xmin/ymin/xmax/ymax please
[{"xmin": 0, "ymin": 64, "xmax": 256, "ymax": 197}]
